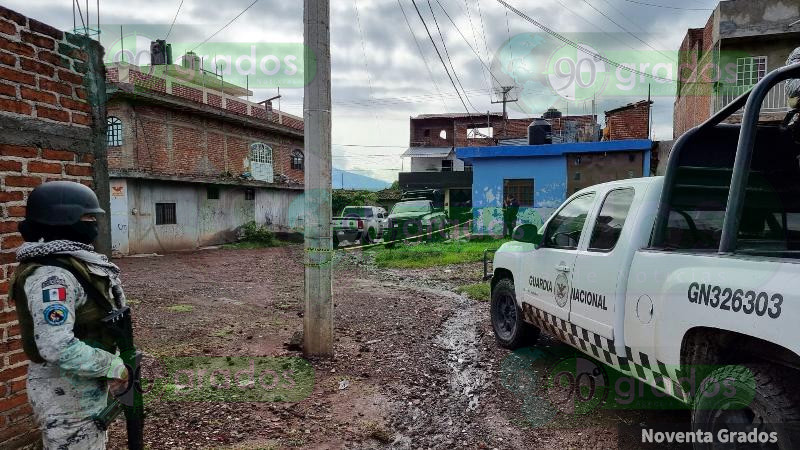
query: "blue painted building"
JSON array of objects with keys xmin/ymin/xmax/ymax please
[{"xmin": 455, "ymin": 139, "xmax": 652, "ymax": 235}]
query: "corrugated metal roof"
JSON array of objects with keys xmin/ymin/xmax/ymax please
[
  {"xmin": 401, "ymin": 147, "xmax": 453, "ymax": 157},
  {"xmin": 456, "ymin": 139, "xmax": 653, "ymax": 160}
]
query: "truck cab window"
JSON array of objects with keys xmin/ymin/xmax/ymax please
[
  {"xmin": 589, "ymin": 188, "xmax": 635, "ymax": 252},
  {"xmin": 543, "ymin": 193, "xmax": 595, "ymax": 249}
]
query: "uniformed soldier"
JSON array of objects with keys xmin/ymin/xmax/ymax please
[{"xmin": 10, "ymin": 181, "xmax": 130, "ymax": 450}]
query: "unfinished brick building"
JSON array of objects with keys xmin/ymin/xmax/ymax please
[
  {"xmin": 0, "ymin": 6, "xmax": 110, "ymax": 447},
  {"xmin": 672, "ymin": 0, "xmax": 800, "ymax": 138},
  {"xmin": 105, "ymin": 57, "xmax": 305, "ymax": 255}
]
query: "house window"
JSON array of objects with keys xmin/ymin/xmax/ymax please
[
  {"xmin": 441, "ymin": 159, "xmax": 453, "ymax": 172},
  {"xmin": 574, "ymin": 172, "xmax": 581, "ymax": 181},
  {"xmin": 291, "ymin": 150, "xmax": 304, "ymax": 170},
  {"xmin": 464, "ymin": 162, "xmax": 473, "ymax": 172},
  {"xmin": 423, "ymin": 129, "xmax": 430, "ymax": 137},
  {"xmin": 250, "ymin": 143, "xmax": 273, "ymax": 182},
  {"xmin": 628, "ymin": 153, "xmax": 636, "ymax": 162},
  {"xmin": 245, "ymin": 188, "xmax": 255, "ymax": 200},
  {"xmin": 736, "ymin": 56, "xmax": 767, "ymax": 86},
  {"xmin": 467, "ymin": 127, "xmax": 493, "ymax": 138},
  {"xmin": 207, "ymin": 185, "xmax": 220, "ymax": 200},
  {"xmin": 107, "ymin": 117, "xmax": 123, "ymax": 147},
  {"xmin": 155, "ymin": 203, "xmax": 176, "ymax": 225},
  {"xmin": 503, "ymin": 179, "xmax": 535, "ymax": 207}
]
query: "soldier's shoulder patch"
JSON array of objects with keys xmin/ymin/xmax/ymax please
[
  {"xmin": 43, "ymin": 304, "xmax": 68, "ymax": 326},
  {"xmin": 42, "ymin": 286, "xmax": 67, "ymax": 303},
  {"xmin": 41, "ymin": 275, "xmax": 67, "ymax": 289}
]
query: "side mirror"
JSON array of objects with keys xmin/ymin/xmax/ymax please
[{"xmin": 512, "ymin": 224, "xmax": 542, "ymax": 245}]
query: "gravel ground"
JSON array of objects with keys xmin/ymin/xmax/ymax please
[{"xmin": 106, "ymin": 245, "xmax": 688, "ymax": 449}]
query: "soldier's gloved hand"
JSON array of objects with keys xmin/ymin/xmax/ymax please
[{"xmin": 107, "ymin": 358, "xmax": 130, "ymax": 396}]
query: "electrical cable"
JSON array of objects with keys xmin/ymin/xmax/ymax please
[
  {"xmin": 398, "ymin": 0, "xmax": 448, "ymax": 110},
  {"xmin": 495, "ymin": 0, "xmax": 674, "ymax": 82},
  {"xmin": 165, "ymin": 0, "xmax": 184, "ymax": 40},
  {"xmin": 619, "ymin": 0, "xmax": 712, "ymax": 11},
  {"xmin": 189, "ymin": 0, "xmax": 260, "ymax": 53},
  {"xmin": 410, "ymin": 0, "xmax": 472, "ymax": 113}
]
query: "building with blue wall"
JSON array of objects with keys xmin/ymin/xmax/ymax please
[{"xmin": 455, "ymin": 139, "xmax": 652, "ymax": 235}]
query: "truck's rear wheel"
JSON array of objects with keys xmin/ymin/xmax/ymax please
[
  {"xmin": 362, "ymin": 227, "xmax": 376, "ymax": 245},
  {"xmin": 491, "ymin": 278, "xmax": 539, "ymax": 349},
  {"xmin": 691, "ymin": 364, "xmax": 800, "ymax": 449}
]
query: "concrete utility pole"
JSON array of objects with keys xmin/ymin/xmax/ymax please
[{"xmin": 303, "ymin": 0, "xmax": 334, "ymax": 357}]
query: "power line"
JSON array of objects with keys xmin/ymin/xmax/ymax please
[
  {"xmin": 189, "ymin": 0, "xmax": 260, "ymax": 53},
  {"xmin": 354, "ymin": 0, "xmax": 381, "ymax": 129},
  {"xmin": 434, "ymin": 0, "xmax": 502, "ymax": 85},
  {"xmin": 582, "ymin": 0, "xmax": 677, "ymax": 63},
  {"xmin": 495, "ymin": 0, "xmax": 674, "ymax": 82},
  {"xmin": 397, "ymin": 0, "xmax": 448, "ymax": 110},
  {"xmin": 410, "ymin": 0, "xmax": 471, "ymax": 112},
  {"xmin": 426, "ymin": 0, "xmax": 481, "ymax": 112},
  {"xmin": 460, "ymin": 0, "xmax": 492, "ymax": 98},
  {"xmin": 164, "ymin": 0, "xmax": 184, "ymax": 40},
  {"xmin": 619, "ymin": 0, "xmax": 712, "ymax": 11}
]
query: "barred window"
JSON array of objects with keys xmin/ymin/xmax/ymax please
[
  {"xmin": 291, "ymin": 150, "xmax": 304, "ymax": 170},
  {"xmin": 736, "ymin": 56, "xmax": 767, "ymax": 87},
  {"xmin": 107, "ymin": 117, "xmax": 123, "ymax": 147},
  {"xmin": 155, "ymin": 203, "xmax": 176, "ymax": 225},
  {"xmin": 503, "ymin": 179, "xmax": 535, "ymax": 207}
]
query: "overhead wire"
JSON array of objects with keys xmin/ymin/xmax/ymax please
[
  {"xmin": 495, "ymin": 0, "xmax": 674, "ymax": 82},
  {"xmin": 189, "ymin": 0, "xmax": 260, "ymax": 53},
  {"xmin": 426, "ymin": 0, "xmax": 482, "ymax": 113},
  {"xmin": 164, "ymin": 0, "xmax": 184, "ymax": 40},
  {"xmin": 410, "ymin": 0, "xmax": 472, "ymax": 113},
  {"xmin": 619, "ymin": 0, "xmax": 712, "ymax": 11},
  {"xmin": 397, "ymin": 0, "xmax": 448, "ymax": 110},
  {"xmin": 582, "ymin": 0, "xmax": 677, "ymax": 63}
]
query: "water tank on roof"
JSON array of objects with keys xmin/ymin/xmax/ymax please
[
  {"xmin": 528, "ymin": 118, "xmax": 552, "ymax": 145},
  {"xmin": 543, "ymin": 107, "xmax": 562, "ymax": 119},
  {"xmin": 150, "ymin": 40, "xmax": 167, "ymax": 65}
]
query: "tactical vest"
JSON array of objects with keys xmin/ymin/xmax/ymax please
[{"xmin": 11, "ymin": 256, "xmax": 118, "ymax": 364}]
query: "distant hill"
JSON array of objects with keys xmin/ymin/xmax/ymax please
[{"xmin": 332, "ymin": 167, "xmax": 391, "ymax": 191}]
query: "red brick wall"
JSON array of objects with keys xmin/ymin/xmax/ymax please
[
  {"xmin": 0, "ymin": 6, "xmax": 107, "ymax": 446},
  {"xmin": 673, "ymin": 12, "xmax": 716, "ymax": 138},
  {"xmin": 605, "ymin": 101, "xmax": 651, "ymax": 140},
  {"xmin": 107, "ymin": 100, "xmax": 305, "ymax": 183}
]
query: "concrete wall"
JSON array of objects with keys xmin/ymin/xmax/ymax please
[
  {"xmin": 471, "ymin": 155, "xmax": 566, "ymax": 235},
  {"xmin": 409, "ymin": 154, "xmax": 465, "ymax": 172},
  {"xmin": 566, "ymin": 151, "xmax": 646, "ymax": 195},
  {"xmin": 0, "ymin": 6, "xmax": 109, "ymax": 446},
  {"xmin": 118, "ymin": 178, "xmax": 302, "ymax": 254}
]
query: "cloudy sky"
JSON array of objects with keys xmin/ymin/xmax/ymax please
[{"xmin": 7, "ymin": 0, "xmax": 718, "ymax": 182}]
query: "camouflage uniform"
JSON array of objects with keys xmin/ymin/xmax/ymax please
[{"xmin": 14, "ymin": 245, "xmax": 127, "ymax": 450}]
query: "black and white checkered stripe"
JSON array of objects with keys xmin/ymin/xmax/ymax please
[{"xmin": 521, "ymin": 303, "xmax": 688, "ymax": 402}]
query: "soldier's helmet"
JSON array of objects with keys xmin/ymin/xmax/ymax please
[{"xmin": 25, "ymin": 181, "xmax": 105, "ymax": 226}]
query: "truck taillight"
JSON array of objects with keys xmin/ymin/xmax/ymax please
[{"xmin": 358, "ymin": 219, "xmax": 364, "ymax": 229}]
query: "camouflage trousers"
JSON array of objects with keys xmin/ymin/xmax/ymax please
[{"xmin": 27, "ymin": 364, "xmax": 109, "ymax": 450}]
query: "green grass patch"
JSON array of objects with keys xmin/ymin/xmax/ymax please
[
  {"xmin": 368, "ymin": 238, "xmax": 508, "ymax": 269},
  {"xmin": 455, "ymin": 282, "xmax": 491, "ymax": 301},
  {"xmin": 166, "ymin": 304, "xmax": 194, "ymax": 313}
]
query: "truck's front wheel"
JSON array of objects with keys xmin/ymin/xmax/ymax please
[
  {"xmin": 491, "ymin": 278, "xmax": 539, "ymax": 349},
  {"xmin": 691, "ymin": 364, "xmax": 800, "ymax": 449}
]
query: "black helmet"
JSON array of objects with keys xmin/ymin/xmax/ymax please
[{"xmin": 25, "ymin": 181, "xmax": 105, "ymax": 226}]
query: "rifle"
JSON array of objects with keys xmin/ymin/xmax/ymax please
[{"xmin": 92, "ymin": 306, "xmax": 144, "ymax": 450}]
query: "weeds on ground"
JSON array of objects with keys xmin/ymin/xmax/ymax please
[
  {"xmin": 455, "ymin": 282, "xmax": 491, "ymax": 301},
  {"xmin": 367, "ymin": 238, "xmax": 509, "ymax": 269},
  {"xmin": 223, "ymin": 222, "xmax": 291, "ymax": 249}
]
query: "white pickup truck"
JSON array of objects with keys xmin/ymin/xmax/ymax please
[
  {"xmin": 332, "ymin": 206, "xmax": 387, "ymax": 247},
  {"xmin": 488, "ymin": 63, "xmax": 800, "ymax": 445}
]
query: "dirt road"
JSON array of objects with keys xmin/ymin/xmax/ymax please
[{"xmin": 107, "ymin": 245, "xmax": 688, "ymax": 449}]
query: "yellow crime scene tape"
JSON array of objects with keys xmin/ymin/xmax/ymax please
[{"xmin": 303, "ymin": 219, "xmax": 474, "ymax": 266}]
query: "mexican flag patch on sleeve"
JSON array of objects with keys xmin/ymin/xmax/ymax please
[{"xmin": 43, "ymin": 287, "xmax": 67, "ymax": 302}]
